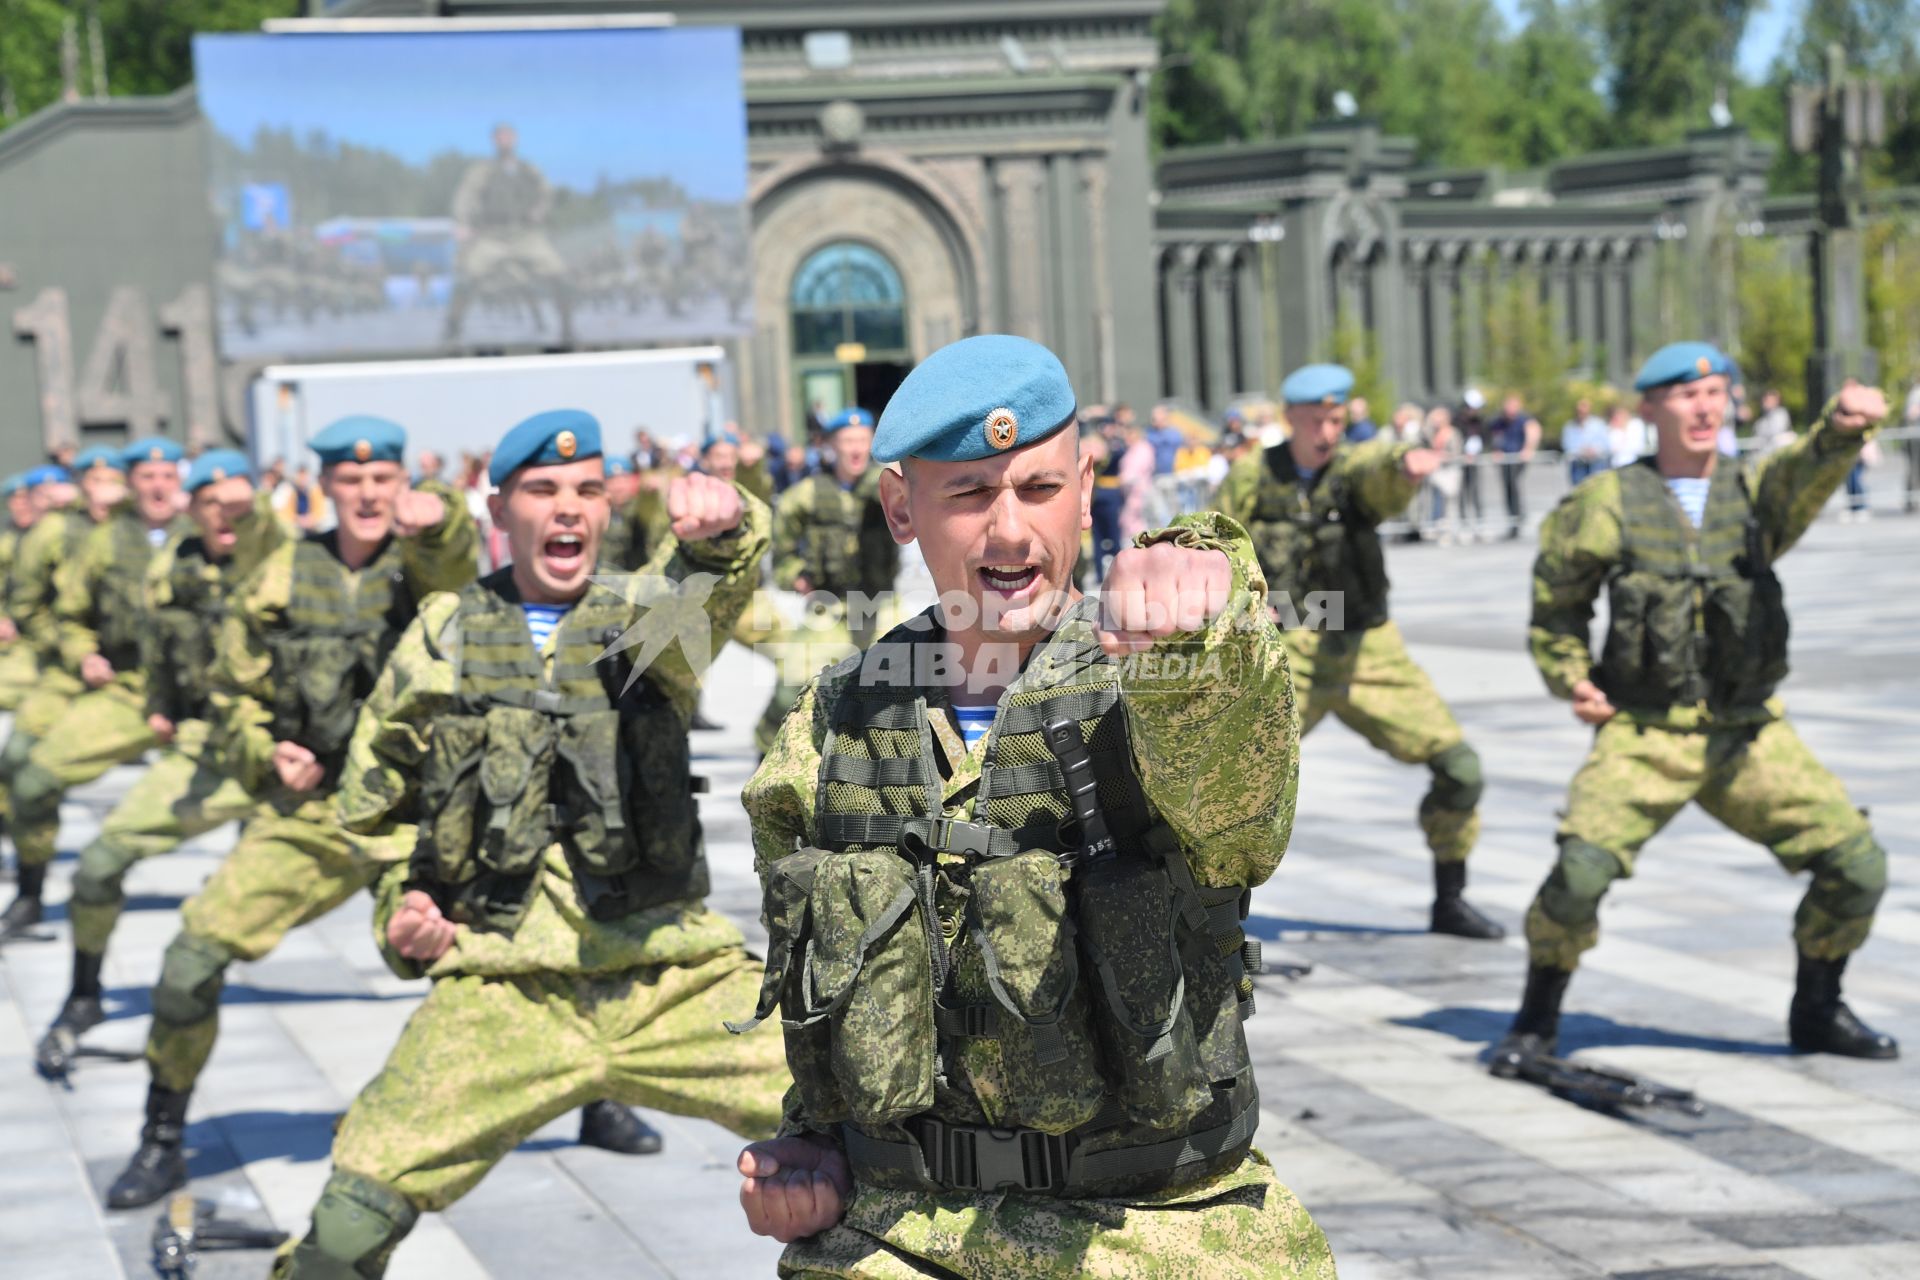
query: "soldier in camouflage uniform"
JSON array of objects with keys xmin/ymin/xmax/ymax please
[
  {"xmin": 34, "ymin": 451, "xmax": 288, "ymax": 1077},
  {"xmin": 0, "ymin": 471, "xmax": 47, "ymax": 710},
  {"xmin": 735, "ymin": 336, "xmax": 1334, "ymax": 1279},
  {"xmin": 0, "ymin": 442, "xmax": 191, "ymax": 941},
  {"xmin": 443, "ymin": 123, "xmax": 574, "ymax": 346},
  {"xmin": 755, "ymin": 409, "xmax": 901, "ymax": 757},
  {"xmin": 271, "ymin": 411, "xmax": 788, "ymax": 1277},
  {"xmin": 1492, "ymin": 343, "xmax": 1899, "ymax": 1075},
  {"xmin": 1217, "ymin": 363, "xmax": 1503, "ymax": 939}
]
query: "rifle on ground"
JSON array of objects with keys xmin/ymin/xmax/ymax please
[{"xmin": 1510, "ymin": 1051, "xmax": 1705, "ymax": 1116}]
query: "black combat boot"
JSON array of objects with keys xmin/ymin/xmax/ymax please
[
  {"xmin": 105, "ymin": 1084, "xmax": 192, "ymax": 1209},
  {"xmin": 1489, "ymin": 965, "xmax": 1572, "ymax": 1077},
  {"xmin": 36, "ymin": 949, "xmax": 108, "ymax": 1078},
  {"xmin": 577, "ymin": 1100, "xmax": 664, "ymax": 1155},
  {"xmin": 1788, "ymin": 953, "xmax": 1900, "ymax": 1059},
  {"xmin": 0, "ymin": 862, "xmax": 46, "ymax": 939},
  {"xmin": 1430, "ymin": 862, "xmax": 1505, "ymax": 939}
]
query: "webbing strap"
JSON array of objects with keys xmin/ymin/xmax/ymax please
[
  {"xmin": 835, "ymin": 696, "xmax": 922, "ymax": 731},
  {"xmin": 1067, "ymin": 1095, "xmax": 1260, "ymax": 1186},
  {"xmin": 977, "ymin": 747, "xmax": 1129, "ymax": 801},
  {"xmin": 820, "ymin": 754, "xmax": 934, "ymax": 788},
  {"xmin": 994, "ymin": 687, "xmax": 1117, "ymax": 735}
]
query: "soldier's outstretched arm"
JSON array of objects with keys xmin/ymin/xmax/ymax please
[
  {"xmin": 227, "ymin": 489, "xmax": 294, "ymax": 584},
  {"xmin": 609, "ymin": 475, "xmax": 771, "ymax": 723},
  {"xmin": 1342, "ymin": 437, "xmax": 1423, "ymax": 522},
  {"xmin": 1750, "ymin": 388, "xmax": 1886, "ymax": 559},
  {"xmin": 1527, "ymin": 475, "xmax": 1622, "ymax": 701},
  {"xmin": 334, "ymin": 594, "xmax": 462, "ymax": 839},
  {"xmin": 1213, "ymin": 453, "xmax": 1262, "ymax": 526},
  {"xmin": 397, "ymin": 478, "xmax": 481, "ymax": 597},
  {"xmin": 1103, "ymin": 511, "xmax": 1300, "ymax": 890},
  {"xmin": 140, "ymin": 543, "xmax": 185, "ymax": 722},
  {"xmin": 205, "ymin": 549, "xmax": 291, "ymax": 792},
  {"xmin": 769, "ymin": 480, "xmax": 810, "ymax": 590},
  {"xmin": 741, "ymin": 677, "xmax": 829, "ymax": 880},
  {"xmin": 51, "ymin": 522, "xmax": 109, "ymax": 674}
]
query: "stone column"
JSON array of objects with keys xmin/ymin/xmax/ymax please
[
  {"xmin": 1166, "ymin": 246, "xmax": 1202, "ymax": 406},
  {"xmin": 1602, "ymin": 247, "xmax": 1633, "ymax": 385},
  {"xmin": 1545, "ymin": 252, "xmax": 1573, "ymax": 351},
  {"xmin": 995, "ymin": 159, "xmax": 1047, "ymax": 341},
  {"xmin": 1234, "ymin": 246, "xmax": 1268, "ymax": 396},
  {"xmin": 1428, "ymin": 251, "xmax": 1459, "ymax": 402},
  {"xmin": 1077, "ymin": 155, "xmax": 1116, "ymax": 404},
  {"xmin": 1458, "ymin": 246, "xmax": 1488, "ymax": 387},
  {"xmin": 1202, "ymin": 246, "xmax": 1236, "ymax": 410}
]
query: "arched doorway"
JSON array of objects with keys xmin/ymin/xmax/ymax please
[{"xmin": 790, "ymin": 241, "xmax": 911, "ymax": 428}]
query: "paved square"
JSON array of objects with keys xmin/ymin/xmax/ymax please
[{"xmin": 3, "ymin": 513, "xmax": 1915, "ymax": 1278}]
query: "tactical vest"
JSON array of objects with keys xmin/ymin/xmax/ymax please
[
  {"xmin": 733, "ymin": 603, "xmax": 1263, "ymax": 1199},
  {"xmin": 267, "ymin": 533, "xmax": 417, "ymax": 783},
  {"xmin": 1243, "ymin": 445, "xmax": 1389, "ymax": 630},
  {"xmin": 147, "ymin": 538, "xmax": 232, "ymax": 724},
  {"xmin": 93, "ymin": 513, "xmax": 174, "ymax": 671},
  {"xmin": 410, "ymin": 569, "xmax": 706, "ymax": 934},
  {"xmin": 1596, "ymin": 459, "xmax": 1789, "ymax": 713},
  {"xmin": 794, "ymin": 475, "xmax": 897, "ymax": 598}
]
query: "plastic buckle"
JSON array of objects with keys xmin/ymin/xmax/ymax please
[
  {"xmin": 928, "ymin": 817, "xmax": 993, "ymax": 859},
  {"xmin": 532, "ymin": 689, "xmax": 564, "ymax": 714}
]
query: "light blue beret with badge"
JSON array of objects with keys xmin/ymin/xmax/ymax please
[
  {"xmin": 122, "ymin": 436, "xmax": 185, "ymax": 468},
  {"xmin": 1, "ymin": 473, "xmax": 26, "ymax": 497},
  {"xmin": 824, "ymin": 408, "xmax": 874, "ymax": 434},
  {"xmin": 489, "ymin": 408, "xmax": 602, "ymax": 485},
  {"xmin": 75, "ymin": 445, "xmax": 126, "ymax": 475},
  {"xmin": 26, "ymin": 465, "xmax": 70, "ymax": 488},
  {"xmin": 873, "ymin": 335, "xmax": 1076, "ymax": 464},
  {"xmin": 1281, "ymin": 363, "xmax": 1355, "ymax": 406},
  {"xmin": 604, "ymin": 454, "xmax": 633, "ymax": 477},
  {"xmin": 185, "ymin": 449, "xmax": 253, "ymax": 493},
  {"xmin": 310, "ymin": 416, "xmax": 407, "ymax": 467},
  {"xmin": 1633, "ymin": 341, "xmax": 1733, "ymax": 392}
]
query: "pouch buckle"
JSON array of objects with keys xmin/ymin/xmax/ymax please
[{"xmin": 917, "ymin": 1118, "xmax": 1068, "ymax": 1192}]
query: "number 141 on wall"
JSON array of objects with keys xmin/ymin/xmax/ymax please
[{"xmin": 11, "ymin": 284, "xmax": 222, "ymax": 453}]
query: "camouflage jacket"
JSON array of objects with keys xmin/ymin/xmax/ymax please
[
  {"xmin": 54, "ymin": 509, "xmax": 193, "ymax": 677},
  {"xmin": 743, "ymin": 512, "xmax": 1300, "ymax": 1133},
  {"xmin": 770, "ymin": 469, "xmax": 898, "ymax": 597},
  {"xmin": 207, "ymin": 480, "xmax": 478, "ymax": 795},
  {"xmin": 351, "ymin": 488, "xmax": 770, "ymax": 980},
  {"xmin": 600, "ymin": 485, "xmax": 673, "ymax": 574},
  {"xmin": 1530, "ymin": 404, "xmax": 1867, "ymax": 727},
  {"xmin": 1215, "ymin": 437, "xmax": 1420, "ymax": 535},
  {"xmin": 8, "ymin": 505, "xmax": 95, "ymax": 665}
]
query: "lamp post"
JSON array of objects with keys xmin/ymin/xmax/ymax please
[{"xmin": 1789, "ymin": 43, "xmax": 1888, "ymax": 409}]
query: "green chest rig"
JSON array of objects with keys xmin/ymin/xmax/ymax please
[
  {"xmin": 734, "ymin": 601, "xmax": 1264, "ymax": 1199},
  {"xmin": 1597, "ymin": 459, "xmax": 1789, "ymax": 713},
  {"xmin": 1244, "ymin": 444, "xmax": 1389, "ymax": 630},
  {"xmin": 409, "ymin": 569, "xmax": 706, "ymax": 934}
]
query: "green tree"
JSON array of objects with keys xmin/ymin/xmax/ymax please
[
  {"xmin": 1598, "ymin": 0, "xmax": 1757, "ymax": 144},
  {"xmin": 0, "ymin": 0, "xmax": 296, "ymax": 130},
  {"xmin": 1734, "ymin": 236, "xmax": 1814, "ymax": 419},
  {"xmin": 1479, "ymin": 270, "xmax": 1584, "ymax": 431},
  {"xmin": 1867, "ymin": 217, "xmax": 1920, "ymax": 395}
]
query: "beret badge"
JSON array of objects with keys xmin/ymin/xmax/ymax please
[
  {"xmin": 557, "ymin": 430, "xmax": 577, "ymax": 459},
  {"xmin": 1696, "ymin": 356, "xmax": 1712, "ymax": 374},
  {"xmin": 984, "ymin": 407, "xmax": 1019, "ymax": 451},
  {"xmin": 353, "ymin": 439, "xmax": 373, "ymax": 462}
]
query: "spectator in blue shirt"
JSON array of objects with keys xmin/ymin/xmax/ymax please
[
  {"xmin": 1147, "ymin": 403, "xmax": 1184, "ymax": 475},
  {"xmin": 1485, "ymin": 393, "xmax": 1540, "ymax": 539},
  {"xmin": 1344, "ymin": 395, "xmax": 1379, "ymax": 443},
  {"xmin": 1562, "ymin": 398, "xmax": 1610, "ymax": 486}
]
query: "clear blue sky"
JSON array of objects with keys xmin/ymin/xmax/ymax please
[
  {"xmin": 193, "ymin": 28, "xmax": 748, "ymax": 201},
  {"xmin": 1493, "ymin": 0, "xmax": 1795, "ymax": 81}
]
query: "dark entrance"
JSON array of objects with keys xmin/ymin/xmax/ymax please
[{"xmin": 854, "ymin": 360, "xmax": 911, "ymax": 419}]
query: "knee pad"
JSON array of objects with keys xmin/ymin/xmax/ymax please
[
  {"xmin": 1805, "ymin": 833, "xmax": 1887, "ymax": 921},
  {"xmin": 1426, "ymin": 743, "xmax": 1484, "ymax": 812},
  {"xmin": 71, "ymin": 837, "xmax": 135, "ymax": 906},
  {"xmin": 152, "ymin": 933, "xmax": 233, "ymax": 1027},
  {"xmin": 1536, "ymin": 838, "xmax": 1624, "ymax": 930},
  {"xmin": 293, "ymin": 1170, "xmax": 419, "ymax": 1279},
  {"xmin": 9, "ymin": 759, "xmax": 63, "ymax": 815}
]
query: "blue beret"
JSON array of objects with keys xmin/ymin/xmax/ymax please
[
  {"xmin": 490, "ymin": 409, "xmax": 602, "ymax": 486},
  {"xmin": 1634, "ymin": 342, "xmax": 1734, "ymax": 392},
  {"xmin": 705, "ymin": 429, "xmax": 743, "ymax": 449},
  {"xmin": 1281, "ymin": 364, "xmax": 1355, "ymax": 406},
  {"xmin": 74, "ymin": 445, "xmax": 126, "ymax": 475},
  {"xmin": 873, "ymin": 336, "xmax": 1076, "ymax": 464},
  {"xmin": 824, "ymin": 409, "xmax": 873, "ymax": 433},
  {"xmin": 26, "ymin": 465, "xmax": 70, "ymax": 488},
  {"xmin": 603, "ymin": 455, "xmax": 633, "ymax": 476},
  {"xmin": 123, "ymin": 437, "xmax": 185, "ymax": 468},
  {"xmin": 185, "ymin": 449, "xmax": 253, "ymax": 493},
  {"xmin": 310, "ymin": 415, "xmax": 407, "ymax": 466},
  {"xmin": 1, "ymin": 474, "xmax": 25, "ymax": 497}
]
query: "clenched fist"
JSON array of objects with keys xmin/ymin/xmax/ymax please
[
  {"xmin": 147, "ymin": 714, "xmax": 176, "ymax": 744},
  {"xmin": 81, "ymin": 653, "xmax": 115, "ymax": 688},
  {"xmin": 272, "ymin": 740, "xmax": 325, "ymax": 793},
  {"xmin": 387, "ymin": 889, "xmax": 457, "ymax": 963},
  {"xmin": 1571, "ymin": 679, "xmax": 1617, "ymax": 727},
  {"xmin": 392, "ymin": 489, "xmax": 447, "ymax": 538},
  {"xmin": 1401, "ymin": 448, "xmax": 1442, "ymax": 482},
  {"xmin": 738, "ymin": 1134, "xmax": 851, "ymax": 1243},
  {"xmin": 668, "ymin": 472, "xmax": 745, "ymax": 542},
  {"xmin": 1097, "ymin": 541, "xmax": 1233, "ymax": 656},
  {"xmin": 1831, "ymin": 384, "xmax": 1889, "ymax": 434}
]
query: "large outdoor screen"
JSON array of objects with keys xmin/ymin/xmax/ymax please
[{"xmin": 194, "ymin": 27, "xmax": 751, "ymax": 359}]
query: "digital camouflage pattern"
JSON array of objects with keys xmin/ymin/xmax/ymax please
[
  {"xmin": 769, "ymin": 469, "xmax": 898, "ymax": 598},
  {"xmin": 55, "ymin": 508, "xmax": 190, "ymax": 673},
  {"xmin": 68, "ymin": 719, "xmax": 256, "ymax": 954},
  {"xmin": 7, "ymin": 680, "xmax": 156, "ymax": 868},
  {"xmin": 1218, "ymin": 441, "xmax": 1479, "ymax": 865},
  {"xmin": 325, "ymin": 949, "xmax": 786, "ymax": 1212},
  {"xmin": 780, "ymin": 1149, "xmax": 1334, "ymax": 1280},
  {"xmin": 1529, "ymin": 408, "xmax": 1868, "ymax": 727},
  {"xmin": 600, "ymin": 484, "xmax": 673, "ymax": 573},
  {"xmin": 1282, "ymin": 622, "xmax": 1476, "ymax": 862},
  {"xmin": 5, "ymin": 506, "xmax": 94, "ymax": 669},
  {"xmin": 0, "ymin": 522, "xmax": 37, "ymax": 710},
  {"xmin": 744, "ymin": 513, "xmax": 1331, "ymax": 1277},
  {"xmin": 1525, "ymin": 408, "xmax": 1884, "ymax": 971}
]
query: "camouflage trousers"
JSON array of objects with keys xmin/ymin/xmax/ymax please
[
  {"xmin": 275, "ymin": 951, "xmax": 788, "ymax": 1276},
  {"xmin": 1284, "ymin": 622, "xmax": 1481, "ymax": 863},
  {"xmin": 3, "ymin": 675, "xmax": 157, "ymax": 869},
  {"xmin": 146, "ymin": 798, "xmax": 381, "ymax": 1092},
  {"xmin": 1526, "ymin": 715, "xmax": 1884, "ymax": 971},
  {"xmin": 68, "ymin": 719, "xmax": 255, "ymax": 956},
  {"xmin": 780, "ymin": 1149, "xmax": 1337, "ymax": 1279},
  {"xmin": 754, "ymin": 596, "xmax": 893, "ymax": 757},
  {"xmin": 0, "ymin": 665, "xmax": 83, "ymax": 831},
  {"xmin": 0, "ymin": 642, "xmax": 39, "ymax": 711}
]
